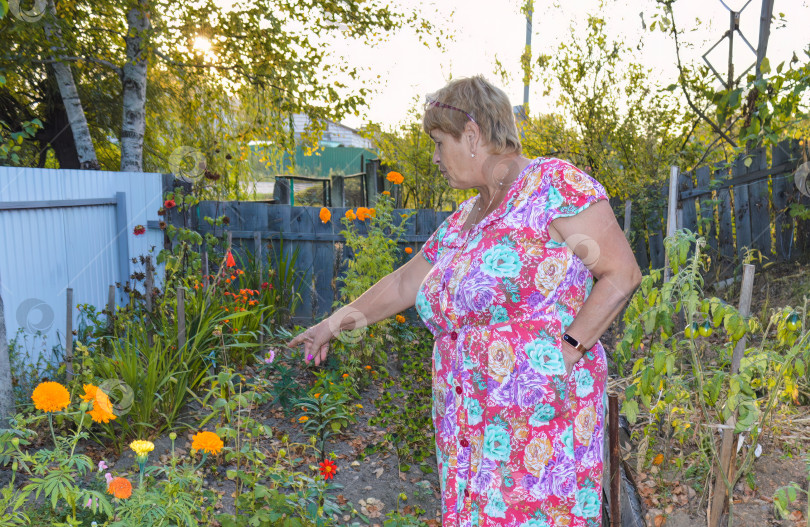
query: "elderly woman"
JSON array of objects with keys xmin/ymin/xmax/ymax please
[{"xmin": 289, "ymin": 76, "xmax": 641, "ymax": 527}]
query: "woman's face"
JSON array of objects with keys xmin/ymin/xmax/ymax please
[{"xmin": 429, "ymin": 128, "xmax": 473, "ymax": 189}]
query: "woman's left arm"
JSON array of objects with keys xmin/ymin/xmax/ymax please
[{"xmin": 548, "ymin": 200, "xmax": 643, "ymax": 375}]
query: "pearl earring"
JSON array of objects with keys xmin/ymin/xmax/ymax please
[{"xmin": 471, "ymin": 153, "xmax": 476, "ymax": 158}]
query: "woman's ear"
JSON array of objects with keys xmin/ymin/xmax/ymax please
[{"xmin": 465, "ymin": 121, "xmax": 480, "ymax": 153}]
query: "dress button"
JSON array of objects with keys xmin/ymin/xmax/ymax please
[
  {"xmin": 450, "ymin": 331, "xmax": 458, "ymax": 340},
  {"xmin": 455, "ymin": 386, "xmax": 462, "ymax": 394},
  {"xmin": 460, "ymin": 438, "xmax": 469, "ymax": 447},
  {"xmin": 464, "ymin": 489, "xmax": 470, "ymax": 498}
]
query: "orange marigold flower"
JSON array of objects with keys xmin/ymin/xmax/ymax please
[
  {"xmin": 319, "ymin": 459, "xmax": 337, "ymax": 480},
  {"xmin": 367, "ymin": 208, "xmax": 376, "ymax": 218},
  {"xmin": 364, "ymin": 365, "xmax": 372, "ymax": 370},
  {"xmin": 395, "ymin": 315, "xmax": 406, "ymax": 323},
  {"xmin": 345, "ymin": 209, "xmax": 357, "ymax": 221},
  {"xmin": 225, "ymin": 278, "xmax": 231, "ymax": 284},
  {"xmin": 107, "ymin": 477, "xmax": 132, "ymax": 499},
  {"xmin": 386, "ymin": 171, "xmax": 404, "ymax": 184},
  {"xmin": 225, "ymin": 251, "xmax": 236, "ymax": 268},
  {"xmin": 191, "ymin": 431, "xmax": 224, "ymax": 455},
  {"xmin": 81, "ymin": 384, "xmax": 99, "ymax": 403},
  {"xmin": 319, "ymin": 207, "xmax": 331, "ymax": 223},
  {"xmin": 298, "ymin": 416, "xmax": 309, "ymax": 423},
  {"xmin": 313, "ymin": 393, "xmax": 321, "ymax": 399},
  {"xmin": 237, "ymin": 269, "xmax": 244, "ymax": 275},
  {"xmin": 88, "ymin": 404, "xmax": 117, "ymax": 424},
  {"xmin": 404, "ymin": 247, "xmax": 413, "ymax": 254},
  {"xmin": 356, "ymin": 207, "xmax": 368, "ymax": 221},
  {"xmin": 381, "ymin": 190, "xmax": 391, "ymax": 196},
  {"xmin": 83, "ymin": 384, "xmax": 116, "ymax": 423},
  {"xmin": 32, "ymin": 382, "xmax": 70, "ymax": 413},
  {"xmin": 342, "ymin": 373, "xmax": 349, "ymax": 378}
]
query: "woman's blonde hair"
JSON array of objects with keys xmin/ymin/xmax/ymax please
[{"xmin": 423, "ymin": 76, "xmax": 522, "ymax": 155}]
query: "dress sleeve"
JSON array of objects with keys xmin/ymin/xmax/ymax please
[{"xmin": 544, "ymin": 160, "xmax": 609, "ymax": 222}]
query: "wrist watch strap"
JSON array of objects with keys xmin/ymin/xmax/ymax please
[{"xmin": 563, "ymin": 333, "xmax": 588, "ymax": 353}]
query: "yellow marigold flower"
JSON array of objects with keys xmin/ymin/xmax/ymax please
[
  {"xmin": 32, "ymin": 382, "xmax": 70, "ymax": 413},
  {"xmin": 395, "ymin": 314, "xmax": 406, "ymax": 323},
  {"xmin": 386, "ymin": 171, "xmax": 404, "ymax": 184},
  {"xmin": 107, "ymin": 477, "xmax": 132, "ymax": 499},
  {"xmin": 319, "ymin": 207, "xmax": 331, "ymax": 223},
  {"xmin": 130, "ymin": 440, "xmax": 155, "ymax": 457},
  {"xmin": 381, "ymin": 190, "xmax": 391, "ymax": 196},
  {"xmin": 345, "ymin": 209, "xmax": 357, "ymax": 220},
  {"xmin": 191, "ymin": 431, "xmax": 224, "ymax": 455},
  {"xmin": 356, "ymin": 404, "xmax": 363, "ymax": 409},
  {"xmin": 313, "ymin": 393, "xmax": 321, "ymax": 399},
  {"xmin": 298, "ymin": 416, "xmax": 309, "ymax": 423}
]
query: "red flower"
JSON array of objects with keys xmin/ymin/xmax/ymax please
[
  {"xmin": 225, "ymin": 251, "xmax": 236, "ymax": 268},
  {"xmin": 164, "ymin": 199, "xmax": 176, "ymax": 209},
  {"xmin": 319, "ymin": 459, "xmax": 337, "ymax": 480},
  {"xmin": 261, "ymin": 282, "xmax": 270, "ymax": 290},
  {"xmin": 133, "ymin": 225, "xmax": 145, "ymax": 236}
]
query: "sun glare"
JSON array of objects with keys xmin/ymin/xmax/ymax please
[{"xmin": 193, "ymin": 36, "xmax": 212, "ymax": 54}]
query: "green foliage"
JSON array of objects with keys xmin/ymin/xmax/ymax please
[
  {"xmin": 368, "ymin": 325, "xmax": 434, "ymax": 471},
  {"xmin": 339, "ymin": 194, "xmax": 414, "ymax": 304},
  {"xmin": 617, "ymin": 229, "xmax": 810, "ymax": 521},
  {"xmin": 364, "ymin": 114, "xmax": 454, "ymax": 210},
  {"xmin": 296, "ymin": 371, "xmax": 359, "ymax": 460}
]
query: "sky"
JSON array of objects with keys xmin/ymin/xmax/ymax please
[{"xmin": 334, "ymin": 0, "xmax": 810, "ymax": 129}]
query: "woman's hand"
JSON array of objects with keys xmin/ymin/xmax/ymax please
[
  {"xmin": 287, "ymin": 321, "xmax": 335, "ymax": 367},
  {"xmin": 562, "ymin": 346, "xmax": 584, "ymax": 378}
]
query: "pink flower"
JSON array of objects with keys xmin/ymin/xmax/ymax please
[
  {"xmin": 306, "ymin": 354, "xmax": 314, "ymax": 361},
  {"xmin": 105, "ymin": 472, "xmax": 114, "ymax": 484},
  {"xmin": 264, "ymin": 349, "xmax": 276, "ymax": 365},
  {"xmin": 98, "ymin": 460, "xmax": 108, "ymax": 472}
]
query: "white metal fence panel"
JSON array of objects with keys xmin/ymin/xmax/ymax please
[{"xmin": 0, "ymin": 166, "xmax": 164, "ymax": 365}]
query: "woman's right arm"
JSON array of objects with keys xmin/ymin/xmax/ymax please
[{"xmin": 286, "ymin": 251, "xmax": 434, "ymax": 366}]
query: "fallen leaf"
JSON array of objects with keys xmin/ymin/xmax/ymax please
[
  {"xmin": 654, "ymin": 514, "xmax": 665, "ymax": 527},
  {"xmin": 374, "ymin": 467, "xmax": 384, "ymax": 478}
]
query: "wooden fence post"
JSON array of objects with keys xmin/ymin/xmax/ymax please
[
  {"xmin": 274, "ymin": 177, "xmax": 291, "ymax": 205},
  {"xmin": 709, "ymin": 264, "xmax": 755, "ymax": 527},
  {"xmin": 331, "ymin": 175, "xmax": 345, "ymax": 208},
  {"xmin": 65, "ymin": 288, "xmax": 73, "ymax": 381},
  {"xmin": 365, "ymin": 159, "xmax": 378, "ymax": 208}
]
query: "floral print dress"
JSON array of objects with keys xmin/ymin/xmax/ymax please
[{"xmin": 416, "ymin": 158, "xmax": 609, "ymax": 527}]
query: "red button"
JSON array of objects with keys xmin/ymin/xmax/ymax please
[
  {"xmin": 460, "ymin": 439, "xmax": 469, "ymax": 447},
  {"xmin": 450, "ymin": 331, "xmax": 458, "ymax": 340},
  {"xmin": 455, "ymin": 386, "xmax": 462, "ymax": 394},
  {"xmin": 464, "ymin": 489, "xmax": 469, "ymax": 497}
]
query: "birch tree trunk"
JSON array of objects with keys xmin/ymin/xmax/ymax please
[
  {"xmin": 44, "ymin": 0, "xmax": 100, "ymax": 170},
  {"xmin": 120, "ymin": 0, "xmax": 150, "ymax": 173},
  {"xmin": 0, "ymin": 273, "xmax": 15, "ymax": 428}
]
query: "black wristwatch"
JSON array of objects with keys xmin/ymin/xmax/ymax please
[{"xmin": 563, "ymin": 333, "xmax": 588, "ymax": 353}]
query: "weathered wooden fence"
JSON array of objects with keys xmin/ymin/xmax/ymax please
[
  {"xmin": 615, "ymin": 140, "xmax": 808, "ymax": 278},
  {"xmin": 186, "ymin": 202, "xmax": 450, "ymax": 322}
]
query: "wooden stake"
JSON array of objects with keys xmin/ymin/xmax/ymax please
[
  {"xmin": 623, "ymin": 199, "xmax": 632, "ymax": 239},
  {"xmin": 145, "ymin": 256, "xmax": 154, "ymax": 313},
  {"xmin": 65, "ymin": 288, "xmax": 73, "ymax": 381},
  {"xmin": 177, "ymin": 287, "xmax": 186, "ymax": 352},
  {"xmin": 664, "ymin": 166, "xmax": 680, "ymax": 282},
  {"xmin": 106, "ymin": 285, "xmax": 116, "ymax": 331},
  {"xmin": 708, "ymin": 264, "xmax": 755, "ymax": 527},
  {"xmin": 608, "ymin": 393, "xmax": 621, "ymax": 527}
]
